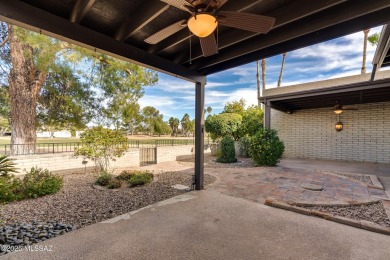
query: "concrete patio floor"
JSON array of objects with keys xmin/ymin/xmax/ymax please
[
  {"xmin": 3, "ymin": 191, "xmax": 390, "ymax": 260},
  {"xmin": 3, "ymin": 158, "xmax": 390, "ymax": 259}
]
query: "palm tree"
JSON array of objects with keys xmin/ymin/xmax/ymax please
[
  {"xmin": 277, "ymin": 52, "xmax": 287, "ymax": 87},
  {"xmin": 368, "ymin": 32, "xmax": 380, "ymax": 46},
  {"xmin": 206, "ymin": 106, "xmax": 212, "ymax": 115},
  {"xmin": 256, "ymin": 60, "xmax": 261, "ymax": 106},
  {"xmin": 168, "ymin": 117, "xmax": 175, "ymax": 136},
  {"xmin": 181, "ymin": 113, "xmax": 190, "ymax": 137},
  {"xmin": 361, "ymin": 29, "xmax": 370, "ymax": 74},
  {"xmin": 261, "ymin": 58, "xmax": 266, "ymax": 93},
  {"xmin": 173, "ymin": 118, "xmax": 179, "ymax": 136}
]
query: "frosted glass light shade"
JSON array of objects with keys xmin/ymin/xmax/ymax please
[{"xmin": 188, "ymin": 14, "xmax": 218, "ymax": 37}]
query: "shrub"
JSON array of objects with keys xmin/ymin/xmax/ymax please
[
  {"xmin": 249, "ymin": 129, "xmax": 285, "ymax": 166},
  {"xmin": 240, "ymin": 105, "xmax": 264, "ymax": 137},
  {"xmin": 217, "ymin": 136, "xmax": 237, "ymax": 163},
  {"xmin": 0, "ymin": 175, "xmax": 24, "ymax": 203},
  {"xmin": 205, "ymin": 113, "xmax": 242, "ymax": 141},
  {"xmin": 95, "ymin": 172, "xmax": 112, "ymax": 186},
  {"xmin": 22, "ymin": 167, "xmax": 63, "ymax": 199},
  {"xmin": 239, "ymin": 136, "xmax": 251, "ymax": 158},
  {"xmin": 74, "ymin": 126, "xmax": 128, "ymax": 172},
  {"xmin": 128, "ymin": 172, "xmax": 153, "ymax": 187},
  {"xmin": 0, "ymin": 155, "xmax": 18, "ymax": 177},
  {"xmin": 107, "ymin": 178, "xmax": 122, "ymax": 189},
  {"xmin": 116, "ymin": 170, "xmax": 134, "ymax": 181}
]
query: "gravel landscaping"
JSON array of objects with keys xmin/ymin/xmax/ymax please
[
  {"xmin": 301, "ymin": 202, "xmax": 390, "ymax": 228},
  {"xmin": 0, "ymin": 222, "xmax": 74, "ymax": 255},
  {"xmin": 0, "ymin": 171, "xmax": 216, "ymax": 254},
  {"xmin": 178, "ymin": 154, "xmax": 254, "ymax": 168},
  {"xmin": 333, "ymin": 173, "xmax": 373, "ymax": 185}
]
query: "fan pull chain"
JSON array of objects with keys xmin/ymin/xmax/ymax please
[{"xmin": 189, "ymin": 31, "xmax": 192, "ymax": 65}]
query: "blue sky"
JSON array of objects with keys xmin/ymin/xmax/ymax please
[{"xmin": 139, "ymin": 26, "xmax": 383, "ymax": 121}]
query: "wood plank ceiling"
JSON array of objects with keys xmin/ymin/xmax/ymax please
[{"xmin": 1, "ymin": 0, "xmax": 390, "ymax": 79}]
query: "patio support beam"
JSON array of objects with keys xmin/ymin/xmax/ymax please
[
  {"xmin": 0, "ymin": 0, "xmax": 204, "ymax": 83},
  {"xmin": 370, "ymin": 64, "xmax": 378, "ymax": 81},
  {"xmin": 264, "ymin": 100, "xmax": 271, "ymax": 129},
  {"xmin": 70, "ymin": 0, "xmax": 96, "ymax": 23},
  {"xmin": 195, "ymin": 80, "xmax": 206, "ymax": 190}
]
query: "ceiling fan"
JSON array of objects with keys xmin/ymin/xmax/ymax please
[
  {"xmin": 144, "ymin": 0, "xmax": 276, "ymax": 57},
  {"xmin": 333, "ymin": 102, "xmax": 358, "ymax": 114}
]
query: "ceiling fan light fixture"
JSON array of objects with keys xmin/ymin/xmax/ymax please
[
  {"xmin": 335, "ymin": 121, "xmax": 343, "ymax": 132},
  {"xmin": 334, "ymin": 109, "xmax": 343, "ymax": 115},
  {"xmin": 187, "ymin": 14, "xmax": 218, "ymax": 37}
]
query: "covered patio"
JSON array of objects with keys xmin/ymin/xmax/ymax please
[{"xmin": 1, "ymin": 0, "xmax": 390, "ymax": 189}]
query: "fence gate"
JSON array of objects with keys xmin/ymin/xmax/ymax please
[{"xmin": 139, "ymin": 147, "xmax": 157, "ymax": 166}]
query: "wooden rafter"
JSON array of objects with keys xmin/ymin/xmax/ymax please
[{"xmin": 69, "ymin": 0, "xmax": 96, "ymax": 24}]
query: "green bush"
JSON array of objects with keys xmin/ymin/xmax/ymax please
[
  {"xmin": 107, "ymin": 178, "xmax": 122, "ymax": 189},
  {"xmin": 128, "ymin": 172, "xmax": 153, "ymax": 187},
  {"xmin": 0, "ymin": 155, "xmax": 18, "ymax": 177},
  {"xmin": 0, "ymin": 175, "xmax": 24, "ymax": 203},
  {"xmin": 116, "ymin": 170, "xmax": 134, "ymax": 181},
  {"xmin": 217, "ymin": 136, "xmax": 237, "ymax": 163},
  {"xmin": 239, "ymin": 136, "xmax": 251, "ymax": 158},
  {"xmin": 95, "ymin": 172, "xmax": 112, "ymax": 186},
  {"xmin": 249, "ymin": 129, "xmax": 285, "ymax": 166},
  {"xmin": 205, "ymin": 113, "xmax": 242, "ymax": 141},
  {"xmin": 22, "ymin": 167, "xmax": 63, "ymax": 199}
]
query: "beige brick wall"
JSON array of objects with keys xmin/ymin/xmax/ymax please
[
  {"xmin": 11, "ymin": 145, "xmax": 211, "ymax": 176},
  {"xmin": 12, "ymin": 149, "xmax": 140, "ymax": 176},
  {"xmin": 271, "ymin": 101, "xmax": 390, "ymax": 163},
  {"xmin": 157, "ymin": 145, "xmax": 211, "ymax": 163}
]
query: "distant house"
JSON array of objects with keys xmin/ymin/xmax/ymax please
[{"xmin": 260, "ymin": 25, "xmax": 390, "ymax": 164}]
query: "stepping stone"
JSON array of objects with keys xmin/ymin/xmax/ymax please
[
  {"xmin": 301, "ymin": 183, "xmax": 323, "ymax": 191},
  {"xmin": 171, "ymin": 184, "xmax": 190, "ymax": 190}
]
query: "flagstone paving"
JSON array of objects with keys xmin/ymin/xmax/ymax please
[{"xmin": 205, "ymin": 166, "xmax": 388, "ymax": 204}]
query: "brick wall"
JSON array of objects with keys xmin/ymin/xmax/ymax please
[
  {"xmin": 271, "ymin": 101, "xmax": 390, "ymax": 163},
  {"xmin": 12, "ymin": 145, "xmax": 211, "ymax": 176},
  {"xmin": 157, "ymin": 145, "xmax": 211, "ymax": 163},
  {"xmin": 12, "ymin": 149, "xmax": 140, "ymax": 176}
]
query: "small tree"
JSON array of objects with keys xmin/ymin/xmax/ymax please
[
  {"xmin": 74, "ymin": 126, "xmax": 128, "ymax": 172},
  {"xmin": 239, "ymin": 105, "xmax": 264, "ymax": 137},
  {"xmin": 217, "ymin": 136, "xmax": 237, "ymax": 163},
  {"xmin": 250, "ymin": 128, "xmax": 285, "ymax": 166},
  {"xmin": 205, "ymin": 113, "xmax": 242, "ymax": 141}
]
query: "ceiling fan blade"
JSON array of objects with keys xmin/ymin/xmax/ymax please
[
  {"xmin": 160, "ymin": 0, "xmax": 194, "ymax": 11},
  {"xmin": 145, "ymin": 20, "xmax": 187, "ymax": 44},
  {"xmin": 218, "ymin": 11, "xmax": 275, "ymax": 34},
  {"xmin": 200, "ymin": 34, "xmax": 218, "ymax": 57}
]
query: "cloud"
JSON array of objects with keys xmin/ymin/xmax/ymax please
[{"xmin": 143, "ymin": 25, "xmax": 385, "ymax": 120}]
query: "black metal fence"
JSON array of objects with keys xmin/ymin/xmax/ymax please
[{"xmin": 0, "ymin": 139, "xmax": 204, "ymax": 156}]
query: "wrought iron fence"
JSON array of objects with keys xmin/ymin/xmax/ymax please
[{"xmin": 0, "ymin": 139, "xmax": 206, "ymax": 156}]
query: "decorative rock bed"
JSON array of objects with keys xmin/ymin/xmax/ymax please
[
  {"xmin": 0, "ymin": 222, "xmax": 75, "ymax": 255},
  {"xmin": 333, "ymin": 173, "xmax": 373, "ymax": 185},
  {"xmin": 177, "ymin": 155, "xmax": 254, "ymax": 168},
  {"xmin": 0, "ymin": 171, "xmax": 216, "ymax": 254},
  {"xmin": 301, "ymin": 202, "xmax": 390, "ymax": 227},
  {"xmin": 265, "ymin": 198, "xmax": 390, "ymax": 235}
]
